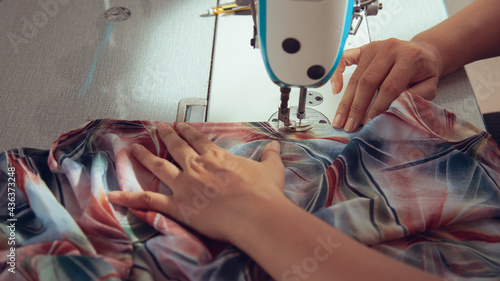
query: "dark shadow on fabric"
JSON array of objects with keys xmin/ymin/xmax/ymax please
[{"xmin": 484, "ymin": 112, "xmax": 500, "ymax": 144}]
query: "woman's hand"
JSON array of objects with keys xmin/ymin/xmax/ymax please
[
  {"xmin": 107, "ymin": 122, "xmax": 285, "ymax": 242},
  {"xmin": 331, "ymin": 38, "xmax": 443, "ymax": 131}
]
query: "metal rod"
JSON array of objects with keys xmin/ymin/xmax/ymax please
[
  {"xmin": 297, "ymin": 88, "xmax": 307, "ymax": 126},
  {"xmin": 279, "ymin": 87, "xmax": 291, "ymax": 126},
  {"xmin": 280, "ymin": 87, "xmax": 290, "ymax": 114}
]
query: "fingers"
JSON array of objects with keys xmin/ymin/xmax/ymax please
[
  {"xmin": 175, "ymin": 123, "xmax": 221, "ymax": 155},
  {"xmin": 405, "ymin": 77, "xmax": 438, "ymax": 100},
  {"xmin": 107, "ymin": 191, "xmax": 174, "ymax": 214},
  {"xmin": 156, "ymin": 123, "xmax": 199, "ymax": 169},
  {"xmin": 130, "ymin": 143, "xmax": 179, "ymax": 186},
  {"xmin": 331, "ymin": 66, "xmax": 343, "ymax": 94},
  {"xmin": 260, "ymin": 141, "xmax": 284, "ymax": 171},
  {"xmin": 362, "ymin": 62, "xmax": 418, "ymax": 122},
  {"xmin": 331, "ymin": 48, "xmax": 361, "ymax": 95},
  {"xmin": 345, "ymin": 61, "xmax": 397, "ymax": 131},
  {"xmin": 363, "ymin": 65, "xmax": 439, "ymax": 122},
  {"xmin": 332, "ymin": 39, "xmax": 443, "ymax": 130},
  {"xmin": 343, "ymin": 48, "xmax": 362, "ymax": 66},
  {"xmin": 333, "ymin": 50, "xmax": 393, "ymax": 131}
]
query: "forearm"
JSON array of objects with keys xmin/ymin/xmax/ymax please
[
  {"xmin": 228, "ymin": 196, "xmax": 443, "ymax": 281},
  {"xmin": 411, "ymin": 0, "xmax": 500, "ymax": 76}
]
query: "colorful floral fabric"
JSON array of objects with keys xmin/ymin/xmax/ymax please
[{"xmin": 1, "ymin": 93, "xmax": 499, "ymax": 280}]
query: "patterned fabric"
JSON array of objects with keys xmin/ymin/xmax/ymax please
[{"xmin": 1, "ymin": 92, "xmax": 499, "ymax": 280}]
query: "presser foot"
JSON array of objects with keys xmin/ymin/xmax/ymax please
[
  {"xmin": 277, "ymin": 120, "xmax": 313, "ymax": 132},
  {"xmin": 271, "ymin": 106, "xmax": 330, "ymax": 132}
]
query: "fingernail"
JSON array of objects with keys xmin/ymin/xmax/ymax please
[
  {"xmin": 344, "ymin": 117, "xmax": 356, "ymax": 132},
  {"xmin": 365, "ymin": 117, "xmax": 372, "ymax": 124},
  {"xmin": 271, "ymin": 140, "xmax": 280, "ymax": 151},
  {"xmin": 333, "ymin": 114, "xmax": 343, "ymax": 128},
  {"xmin": 331, "ymin": 82, "xmax": 338, "ymax": 94},
  {"xmin": 177, "ymin": 122, "xmax": 189, "ymax": 129}
]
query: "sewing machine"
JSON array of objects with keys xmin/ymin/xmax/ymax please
[
  {"xmin": 253, "ymin": 0, "xmax": 381, "ymax": 131},
  {"xmin": 206, "ymin": 0, "xmax": 382, "ymax": 131},
  {"xmin": 0, "ymin": 0, "xmax": 486, "ymax": 152}
]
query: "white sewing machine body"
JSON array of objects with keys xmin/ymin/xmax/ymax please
[
  {"xmin": 206, "ymin": 0, "xmax": 374, "ymax": 125},
  {"xmin": 257, "ymin": 0, "xmax": 353, "ymax": 88}
]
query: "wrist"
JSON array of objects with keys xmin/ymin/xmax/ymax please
[
  {"xmin": 410, "ymin": 36, "xmax": 446, "ymax": 77},
  {"xmin": 224, "ymin": 193, "xmax": 299, "ymax": 247}
]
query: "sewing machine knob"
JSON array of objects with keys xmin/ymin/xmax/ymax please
[
  {"xmin": 282, "ymin": 38, "xmax": 301, "ymax": 54},
  {"xmin": 307, "ymin": 65, "xmax": 325, "ymax": 80}
]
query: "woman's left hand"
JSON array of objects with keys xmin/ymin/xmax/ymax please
[
  {"xmin": 107, "ymin": 122, "xmax": 286, "ymax": 242},
  {"xmin": 330, "ymin": 38, "xmax": 442, "ymax": 131}
]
